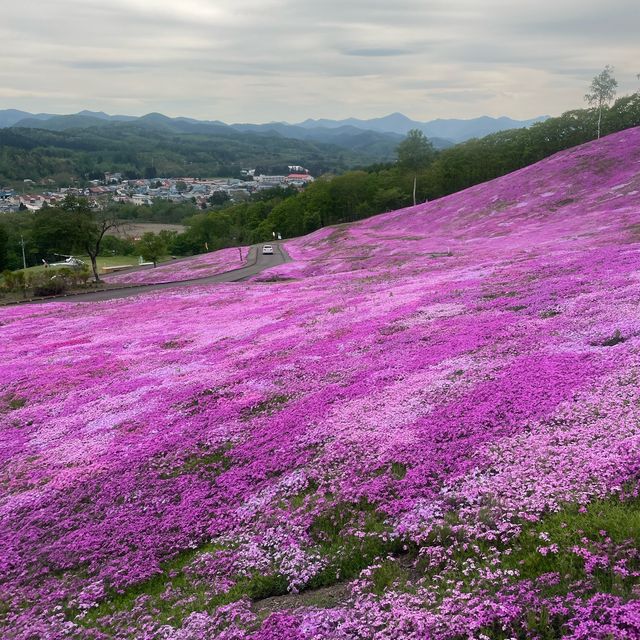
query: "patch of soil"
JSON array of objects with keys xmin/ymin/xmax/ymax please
[{"xmin": 252, "ymin": 582, "xmax": 350, "ymax": 618}]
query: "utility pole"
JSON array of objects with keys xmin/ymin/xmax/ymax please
[{"xmin": 19, "ymin": 235, "xmax": 27, "ymax": 270}]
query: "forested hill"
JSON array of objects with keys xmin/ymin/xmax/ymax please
[
  {"xmin": 0, "ymin": 119, "xmax": 403, "ymax": 185},
  {"xmin": 222, "ymin": 93, "xmax": 640, "ymax": 243},
  {"xmin": 0, "ymin": 108, "xmax": 552, "ymax": 186}
]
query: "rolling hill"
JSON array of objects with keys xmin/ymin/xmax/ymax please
[
  {"xmin": 0, "ymin": 109, "xmax": 52, "ymax": 128},
  {"xmin": 2, "ymin": 128, "xmax": 640, "ymax": 638},
  {"xmin": 0, "ymin": 108, "xmax": 549, "ymax": 168},
  {"xmin": 0, "ymin": 108, "xmax": 552, "ymax": 184},
  {"xmin": 0, "ymin": 121, "xmax": 397, "ymax": 184}
]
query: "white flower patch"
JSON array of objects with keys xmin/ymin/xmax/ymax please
[{"xmin": 402, "ymin": 303, "xmax": 466, "ymax": 327}]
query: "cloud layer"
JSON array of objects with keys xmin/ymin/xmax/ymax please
[{"xmin": 1, "ymin": 0, "xmax": 638, "ymax": 122}]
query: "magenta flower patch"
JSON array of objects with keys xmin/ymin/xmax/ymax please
[{"xmin": 2, "ymin": 128, "xmax": 640, "ymax": 638}]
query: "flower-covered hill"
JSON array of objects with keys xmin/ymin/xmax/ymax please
[
  {"xmin": 2, "ymin": 128, "xmax": 640, "ymax": 639},
  {"xmin": 104, "ymin": 246, "xmax": 247, "ymax": 286},
  {"xmin": 278, "ymin": 125, "xmax": 640, "ymax": 278}
]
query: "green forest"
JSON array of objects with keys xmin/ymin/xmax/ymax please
[
  {"xmin": 1, "ymin": 92, "xmax": 639, "ymax": 273},
  {"xmin": 0, "ymin": 118, "xmax": 398, "ymax": 186}
]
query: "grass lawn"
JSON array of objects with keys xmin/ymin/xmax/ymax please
[
  {"xmin": 13, "ymin": 254, "xmax": 173, "ymax": 276},
  {"xmin": 0, "ymin": 254, "xmax": 178, "ymax": 303}
]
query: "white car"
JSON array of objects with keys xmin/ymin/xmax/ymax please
[{"xmin": 262, "ymin": 245, "xmax": 274, "ymax": 255}]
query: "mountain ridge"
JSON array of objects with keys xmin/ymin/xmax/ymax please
[
  {"xmin": 294, "ymin": 112, "xmax": 549, "ymax": 141},
  {"xmin": 1, "ymin": 109, "xmax": 548, "ymax": 145}
]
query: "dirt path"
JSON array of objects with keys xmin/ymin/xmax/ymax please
[{"xmin": 252, "ymin": 582, "xmax": 351, "ymax": 619}]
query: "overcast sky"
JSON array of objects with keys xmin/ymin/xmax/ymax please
[{"xmin": 2, "ymin": 0, "xmax": 638, "ymax": 123}]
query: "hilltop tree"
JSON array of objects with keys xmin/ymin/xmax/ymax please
[
  {"xmin": 396, "ymin": 129, "xmax": 435, "ymax": 205},
  {"xmin": 585, "ymin": 65, "xmax": 618, "ymax": 139}
]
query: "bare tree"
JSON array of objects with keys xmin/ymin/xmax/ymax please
[
  {"xmin": 82, "ymin": 211, "xmax": 122, "ymax": 283},
  {"xmin": 584, "ymin": 65, "xmax": 618, "ymax": 139},
  {"xmin": 61, "ymin": 197, "xmax": 122, "ymax": 282}
]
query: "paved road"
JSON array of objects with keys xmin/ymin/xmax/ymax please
[{"xmin": 55, "ymin": 243, "xmax": 291, "ymax": 303}]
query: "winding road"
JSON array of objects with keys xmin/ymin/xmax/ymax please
[{"xmin": 55, "ymin": 242, "xmax": 291, "ymax": 303}]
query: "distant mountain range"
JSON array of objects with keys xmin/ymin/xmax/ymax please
[
  {"xmin": 0, "ymin": 109, "xmax": 549, "ymax": 149},
  {"xmin": 294, "ymin": 112, "xmax": 549, "ymax": 143},
  {"xmin": 0, "ymin": 109, "xmax": 137, "ymax": 129}
]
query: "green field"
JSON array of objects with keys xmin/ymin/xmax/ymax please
[{"xmin": 14, "ymin": 254, "xmax": 173, "ymax": 276}]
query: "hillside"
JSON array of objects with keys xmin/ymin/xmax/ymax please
[
  {"xmin": 0, "ymin": 109, "xmax": 549, "ymax": 184},
  {"xmin": 0, "ymin": 111, "xmax": 421, "ymax": 180},
  {"xmin": 2, "ymin": 128, "xmax": 640, "ymax": 638},
  {"xmin": 0, "ymin": 123, "xmax": 392, "ymax": 184},
  {"xmin": 0, "ymin": 110, "xmax": 52, "ymax": 128}
]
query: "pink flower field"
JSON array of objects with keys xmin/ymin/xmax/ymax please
[
  {"xmin": 2, "ymin": 128, "xmax": 640, "ymax": 639},
  {"xmin": 104, "ymin": 247, "xmax": 247, "ymax": 285}
]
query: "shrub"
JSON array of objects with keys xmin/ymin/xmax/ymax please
[
  {"xmin": 1, "ymin": 270, "xmax": 27, "ymax": 296},
  {"xmin": 31, "ymin": 274, "xmax": 68, "ymax": 297}
]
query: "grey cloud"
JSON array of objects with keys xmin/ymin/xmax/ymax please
[
  {"xmin": 66, "ymin": 60, "xmax": 158, "ymax": 71},
  {"xmin": 343, "ymin": 48, "xmax": 415, "ymax": 57},
  {"xmin": 0, "ymin": 0, "xmax": 638, "ymax": 122},
  {"xmin": 426, "ymin": 89, "xmax": 498, "ymax": 103}
]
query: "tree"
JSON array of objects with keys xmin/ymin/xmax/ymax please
[
  {"xmin": 158, "ymin": 229, "xmax": 178, "ymax": 247},
  {"xmin": 208, "ymin": 191, "xmax": 230, "ymax": 206},
  {"xmin": 61, "ymin": 196, "xmax": 122, "ymax": 283},
  {"xmin": 396, "ymin": 129, "xmax": 436, "ymax": 205},
  {"xmin": 185, "ymin": 211, "xmax": 233, "ymax": 250},
  {"xmin": 585, "ymin": 65, "xmax": 618, "ymax": 139},
  {"xmin": 32, "ymin": 206, "xmax": 82, "ymax": 258},
  {"xmin": 101, "ymin": 234, "xmax": 136, "ymax": 256},
  {"xmin": 137, "ymin": 232, "xmax": 167, "ymax": 267}
]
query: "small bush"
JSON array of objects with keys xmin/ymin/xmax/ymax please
[
  {"xmin": 32, "ymin": 275, "xmax": 68, "ymax": 297},
  {"xmin": 1, "ymin": 270, "xmax": 26, "ymax": 295}
]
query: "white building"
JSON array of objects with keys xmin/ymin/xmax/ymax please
[{"xmin": 256, "ymin": 175, "xmax": 287, "ymax": 186}]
